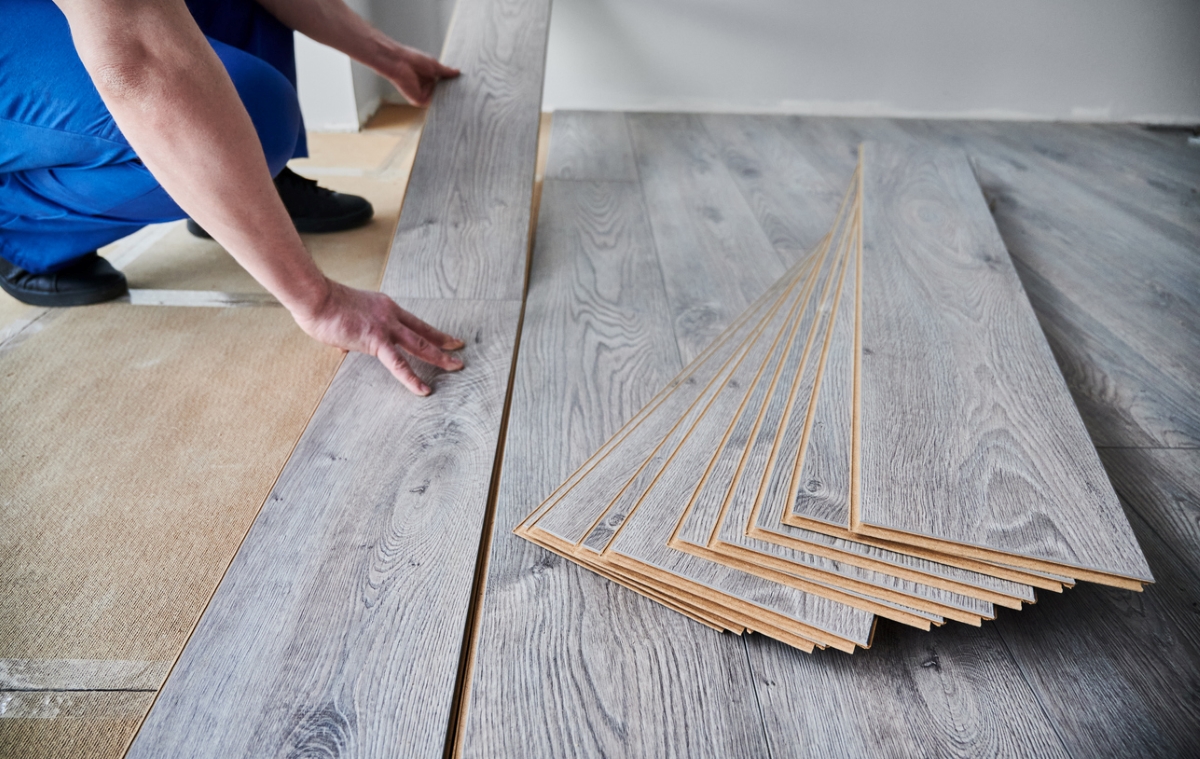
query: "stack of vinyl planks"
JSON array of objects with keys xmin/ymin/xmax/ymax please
[{"xmin": 515, "ymin": 142, "xmax": 1154, "ymax": 654}]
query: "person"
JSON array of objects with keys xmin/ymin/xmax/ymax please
[{"xmin": 0, "ymin": 0, "xmax": 464, "ymax": 395}]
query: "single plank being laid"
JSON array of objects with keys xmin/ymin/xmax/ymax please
[
  {"xmin": 382, "ymin": 0, "xmax": 551, "ymax": 300},
  {"xmin": 128, "ymin": 0, "xmax": 551, "ymax": 756},
  {"xmin": 853, "ymin": 141, "xmax": 1153, "ymax": 586}
]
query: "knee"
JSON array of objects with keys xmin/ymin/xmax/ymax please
[{"xmin": 217, "ymin": 45, "xmax": 301, "ymax": 176}]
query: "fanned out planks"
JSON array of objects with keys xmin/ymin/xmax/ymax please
[{"xmin": 517, "ymin": 141, "xmax": 1153, "ymax": 653}]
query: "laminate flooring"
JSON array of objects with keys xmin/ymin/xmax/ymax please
[{"xmin": 460, "ymin": 113, "xmax": 1200, "ymax": 757}]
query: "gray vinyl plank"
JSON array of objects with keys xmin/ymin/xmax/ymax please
[
  {"xmin": 382, "ymin": 0, "xmax": 551, "ymax": 300},
  {"xmin": 544, "ymin": 111, "xmax": 639, "ymax": 181},
  {"xmin": 1010, "ymin": 254, "xmax": 1200, "ymax": 449},
  {"xmin": 785, "ymin": 188, "xmax": 855, "ymax": 528},
  {"xmin": 458, "ymin": 167, "xmax": 770, "ymax": 755},
  {"xmin": 700, "ymin": 117, "xmax": 1037, "ymax": 604},
  {"xmin": 127, "ymin": 298, "xmax": 522, "ymax": 758},
  {"xmin": 993, "ymin": 505, "xmax": 1200, "ymax": 758},
  {"xmin": 969, "ymin": 122, "xmax": 1200, "ymax": 240},
  {"xmin": 532, "ymin": 273, "xmax": 798, "ymax": 545},
  {"xmin": 669, "ymin": 226, "xmax": 993, "ymax": 624},
  {"xmin": 892, "ymin": 120, "xmax": 1200, "ymax": 431},
  {"xmin": 591, "ymin": 258, "xmax": 879, "ymax": 649},
  {"xmin": 746, "ymin": 623, "xmax": 1072, "ymax": 759},
  {"xmin": 699, "ymin": 114, "xmax": 845, "ymax": 259},
  {"xmin": 626, "ymin": 113, "xmax": 790, "ymax": 362},
  {"xmin": 856, "ymin": 142, "xmax": 1152, "ymax": 582},
  {"xmin": 1098, "ymin": 448, "xmax": 1200, "ymax": 582}
]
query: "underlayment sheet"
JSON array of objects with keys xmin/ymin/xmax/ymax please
[
  {"xmin": 0, "ymin": 305, "xmax": 343, "ymax": 662},
  {"xmin": 0, "ymin": 711, "xmax": 146, "ymax": 759}
]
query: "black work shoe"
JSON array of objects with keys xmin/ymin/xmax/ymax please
[
  {"xmin": 187, "ymin": 167, "xmax": 374, "ymax": 238},
  {"xmin": 0, "ymin": 252, "xmax": 128, "ymax": 307}
]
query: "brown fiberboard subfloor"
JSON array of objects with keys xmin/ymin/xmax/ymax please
[
  {"xmin": 0, "ymin": 109, "xmax": 425, "ymax": 759},
  {"xmin": 0, "ymin": 304, "xmax": 342, "ymax": 664}
]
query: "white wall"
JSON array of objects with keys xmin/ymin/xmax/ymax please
[
  {"xmin": 295, "ymin": 32, "xmax": 360, "ymax": 132},
  {"xmin": 295, "ymin": 0, "xmax": 455, "ymax": 131},
  {"xmin": 543, "ymin": 0, "xmax": 1200, "ymax": 123}
]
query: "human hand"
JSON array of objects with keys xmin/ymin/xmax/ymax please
[
  {"xmin": 293, "ymin": 279, "xmax": 465, "ymax": 395},
  {"xmin": 378, "ymin": 44, "xmax": 460, "ymax": 107}
]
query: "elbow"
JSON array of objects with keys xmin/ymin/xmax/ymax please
[{"xmin": 93, "ymin": 55, "xmax": 156, "ymax": 103}]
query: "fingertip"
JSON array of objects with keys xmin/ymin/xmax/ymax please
[{"xmin": 445, "ymin": 338, "xmax": 465, "ymax": 350}]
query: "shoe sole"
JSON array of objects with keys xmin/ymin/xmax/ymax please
[
  {"xmin": 0, "ymin": 277, "xmax": 128, "ymax": 308},
  {"xmin": 294, "ymin": 203, "xmax": 375, "ymax": 234},
  {"xmin": 187, "ymin": 205, "xmax": 374, "ymax": 238}
]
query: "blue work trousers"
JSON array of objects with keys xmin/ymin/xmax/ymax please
[{"xmin": 0, "ymin": 0, "xmax": 307, "ymax": 273}]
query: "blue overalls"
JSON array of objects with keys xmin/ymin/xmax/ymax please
[{"xmin": 0, "ymin": 0, "xmax": 307, "ymax": 274}]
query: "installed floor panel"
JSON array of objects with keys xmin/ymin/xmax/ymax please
[{"xmin": 461, "ymin": 113, "xmax": 1200, "ymax": 757}]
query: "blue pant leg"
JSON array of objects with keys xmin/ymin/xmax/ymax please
[
  {"xmin": 186, "ymin": 0, "xmax": 308, "ymax": 158},
  {"xmin": 0, "ymin": 1, "xmax": 301, "ymax": 273}
]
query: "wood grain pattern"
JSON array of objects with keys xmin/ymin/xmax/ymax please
[
  {"xmin": 654, "ymin": 215, "xmax": 997, "ymax": 624},
  {"xmin": 890, "ymin": 118, "xmax": 1200, "ymax": 449},
  {"xmin": 532, "ymin": 270, "xmax": 805, "ymax": 544},
  {"xmin": 544, "ymin": 111, "xmax": 639, "ymax": 182},
  {"xmin": 855, "ymin": 142, "xmax": 1153, "ymax": 583},
  {"xmin": 785, "ymin": 198, "xmax": 856, "ymax": 527},
  {"xmin": 381, "ymin": 0, "xmax": 551, "ymax": 299},
  {"xmin": 459, "ymin": 118, "xmax": 771, "ymax": 756},
  {"xmin": 626, "ymin": 113, "xmax": 789, "ymax": 362},
  {"xmin": 698, "ymin": 223, "xmax": 1000, "ymax": 624},
  {"xmin": 992, "ymin": 499, "xmax": 1200, "ymax": 757},
  {"xmin": 691, "ymin": 117, "xmax": 1042, "ymax": 603},
  {"xmin": 589, "ymin": 249, "xmax": 879, "ymax": 650},
  {"xmin": 126, "ymin": 300, "xmax": 520, "ymax": 758},
  {"xmin": 1098, "ymin": 448, "xmax": 1200, "ymax": 579},
  {"xmin": 747, "ymin": 623, "xmax": 1072, "ymax": 759},
  {"xmin": 699, "ymin": 114, "xmax": 843, "ymax": 261}
]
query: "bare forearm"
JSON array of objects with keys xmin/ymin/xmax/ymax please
[
  {"xmin": 255, "ymin": 0, "xmax": 399, "ymax": 72},
  {"xmin": 255, "ymin": 0, "xmax": 459, "ymax": 107},
  {"xmin": 53, "ymin": 0, "xmax": 330, "ymax": 319}
]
